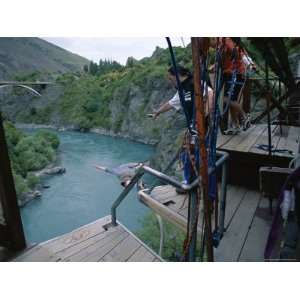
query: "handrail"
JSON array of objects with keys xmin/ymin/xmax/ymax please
[
  {"xmin": 111, "ymin": 170, "xmax": 144, "ymax": 226},
  {"xmin": 110, "ymin": 150, "xmax": 229, "ymax": 226}
]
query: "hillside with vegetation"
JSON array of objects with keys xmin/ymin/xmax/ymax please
[
  {"xmin": 0, "ymin": 45, "xmax": 193, "ymax": 170},
  {"xmin": 0, "ymin": 37, "xmax": 89, "ymax": 80}
]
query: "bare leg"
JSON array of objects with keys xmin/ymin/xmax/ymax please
[
  {"xmin": 205, "ymin": 89, "xmax": 215, "ymax": 116},
  {"xmin": 230, "ymin": 101, "xmax": 247, "ymax": 125}
]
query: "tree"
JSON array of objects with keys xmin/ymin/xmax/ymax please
[
  {"xmin": 83, "ymin": 64, "xmax": 89, "ymax": 73},
  {"xmin": 89, "ymin": 61, "xmax": 98, "ymax": 75}
]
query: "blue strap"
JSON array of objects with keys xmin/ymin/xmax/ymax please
[
  {"xmin": 207, "ymin": 48, "xmax": 223, "ymax": 200},
  {"xmin": 166, "ymin": 37, "xmax": 193, "ymax": 134}
]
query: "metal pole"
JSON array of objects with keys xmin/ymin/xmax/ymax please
[
  {"xmin": 265, "ymin": 52, "xmax": 272, "ymax": 158},
  {"xmin": 187, "ymin": 189, "xmax": 198, "ymax": 261},
  {"xmin": 265, "ymin": 50, "xmax": 273, "ymax": 215},
  {"xmin": 218, "ymin": 159, "xmax": 228, "ymax": 236},
  {"xmin": 155, "ymin": 214, "xmax": 164, "ymax": 257},
  {"xmin": 111, "ymin": 170, "xmax": 144, "ymax": 226}
]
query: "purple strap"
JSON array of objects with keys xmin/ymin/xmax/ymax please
[{"xmin": 264, "ymin": 166, "xmax": 300, "ymax": 259}]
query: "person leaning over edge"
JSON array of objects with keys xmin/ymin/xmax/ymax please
[
  {"xmin": 149, "ymin": 65, "xmax": 214, "ymax": 123},
  {"xmin": 148, "ymin": 65, "xmax": 214, "ymax": 192}
]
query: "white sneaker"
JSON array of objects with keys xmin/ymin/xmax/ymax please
[
  {"xmin": 241, "ymin": 114, "xmax": 251, "ymax": 131},
  {"xmin": 223, "ymin": 125, "xmax": 240, "ymax": 135}
]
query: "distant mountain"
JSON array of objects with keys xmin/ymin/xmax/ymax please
[{"xmin": 0, "ymin": 37, "xmax": 89, "ymax": 79}]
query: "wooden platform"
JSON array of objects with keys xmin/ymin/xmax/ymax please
[
  {"xmin": 139, "ymin": 184, "xmax": 272, "ymax": 261},
  {"xmin": 215, "ymin": 186, "xmax": 272, "ymax": 261},
  {"xmin": 11, "ymin": 215, "xmax": 162, "ymax": 262},
  {"xmin": 217, "ymin": 124, "xmax": 299, "ymax": 157},
  {"xmin": 217, "ymin": 124, "xmax": 299, "ymax": 188}
]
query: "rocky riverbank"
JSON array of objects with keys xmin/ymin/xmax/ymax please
[{"xmin": 18, "ymin": 164, "xmax": 66, "ymax": 207}]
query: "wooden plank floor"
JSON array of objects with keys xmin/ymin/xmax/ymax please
[
  {"xmin": 215, "ymin": 191, "xmax": 273, "ymax": 262},
  {"xmin": 139, "ymin": 184, "xmax": 273, "ymax": 262},
  {"xmin": 217, "ymin": 124, "xmax": 299, "ymax": 158},
  {"xmin": 217, "ymin": 124, "xmax": 299, "ymax": 188},
  {"xmin": 11, "ymin": 215, "xmax": 163, "ymax": 262}
]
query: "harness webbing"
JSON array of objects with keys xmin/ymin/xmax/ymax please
[{"xmin": 166, "ymin": 37, "xmax": 193, "ymax": 134}]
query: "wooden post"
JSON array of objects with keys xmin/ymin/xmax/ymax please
[
  {"xmin": 191, "ymin": 37, "xmax": 214, "ymax": 262},
  {"xmin": 0, "ymin": 112, "xmax": 26, "ymax": 251}
]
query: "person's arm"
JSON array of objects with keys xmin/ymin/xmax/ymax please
[
  {"xmin": 152, "ymin": 101, "xmax": 173, "ymax": 119},
  {"xmin": 208, "ymin": 63, "xmax": 216, "ymax": 73},
  {"xmin": 242, "ymin": 52, "xmax": 257, "ymax": 71},
  {"xmin": 95, "ymin": 165, "xmax": 107, "ymax": 172},
  {"xmin": 205, "ymin": 87, "xmax": 214, "ymax": 116},
  {"xmin": 149, "ymin": 92, "xmax": 180, "ymax": 119},
  {"xmin": 95, "ymin": 164, "xmax": 118, "ymax": 177},
  {"xmin": 95, "ymin": 165, "xmax": 113, "ymax": 175}
]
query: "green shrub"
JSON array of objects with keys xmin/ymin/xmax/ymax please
[
  {"xmin": 35, "ymin": 130, "xmax": 60, "ymax": 149},
  {"xmin": 4, "ymin": 121, "xmax": 24, "ymax": 147},
  {"xmin": 13, "ymin": 172, "xmax": 29, "ymax": 198},
  {"xmin": 26, "ymin": 173, "xmax": 40, "ymax": 189},
  {"xmin": 4, "ymin": 123, "xmax": 60, "ymax": 199},
  {"xmin": 136, "ymin": 212, "xmax": 186, "ymax": 261}
]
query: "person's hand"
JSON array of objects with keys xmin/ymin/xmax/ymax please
[
  {"xmin": 147, "ymin": 113, "xmax": 155, "ymax": 118},
  {"xmin": 208, "ymin": 64, "xmax": 215, "ymax": 73},
  {"xmin": 147, "ymin": 110, "xmax": 159, "ymax": 120},
  {"xmin": 247, "ymin": 64, "xmax": 258, "ymax": 76},
  {"xmin": 95, "ymin": 165, "xmax": 105, "ymax": 171},
  {"xmin": 250, "ymin": 64, "xmax": 257, "ymax": 72}
]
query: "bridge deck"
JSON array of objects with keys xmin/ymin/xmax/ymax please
[
  {"xmin": 0, "ymin": 81, "xmax": 53, "ymax": 85},
  {"xmin": 11, "ymin": 216, "xmax": 162, "ymax": 262}
]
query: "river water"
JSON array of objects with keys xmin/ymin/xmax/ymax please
[{"xmin": 20, "ymin": 130, "xmax": 154, "ymax": 244}]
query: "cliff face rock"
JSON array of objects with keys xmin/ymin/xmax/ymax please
[
  {"xmin": 108, "ymin": 78, "xmax": 175, "ymax": 145},
  {"xmin": 0, "ymin": 84, "xmax": 64, "ymax": 125}
]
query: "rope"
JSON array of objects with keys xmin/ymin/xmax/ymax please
[
  {"xmin": 255, "ymin": 144, "xmax": 294, "ymax": 155},
  {"xmin": 180, "ymin": 37, "xmax": 186, "ymax": 48}
]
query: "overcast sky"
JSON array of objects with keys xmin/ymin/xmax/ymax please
[{"xmin": 42, "ymin": 37, "xmax": 189, "ymax": 65}]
